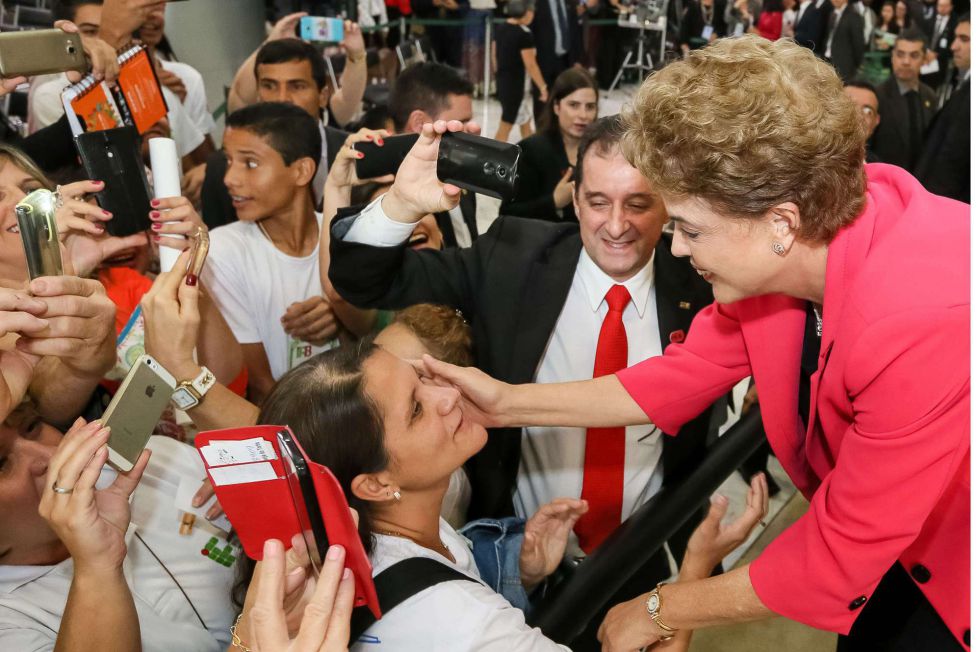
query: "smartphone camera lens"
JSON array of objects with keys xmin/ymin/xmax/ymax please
[
  {"xmin": 67, "ymin": 45, "xmax": 77, "ymax": 55},
  {"xmin": 496, "ymin": 165, "xmax": 508, "ymax": 178}
]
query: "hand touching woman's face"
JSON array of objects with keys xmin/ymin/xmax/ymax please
[{"xmin": 361, "ymin": 349, "xmax": 486, "ymax": 493}]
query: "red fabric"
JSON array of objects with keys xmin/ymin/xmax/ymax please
[
  {"xmin": 100, "ymin": 267, "xmax": 153, "ymax": 336},
  {"xmin": 616, "ymin": 164, "xmax": 970, "ymax": 646},
  {"xmin": 576, "ymin": 285, "xmax": 631, "ymax": 553},
  {"xmin": 756, "ymin": 11, "xmax": 783, "ymax": 40}
]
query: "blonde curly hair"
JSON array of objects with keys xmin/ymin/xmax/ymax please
[{"xmin": 622, "ymin": 36, "xmax": 867, "ymax": 244}]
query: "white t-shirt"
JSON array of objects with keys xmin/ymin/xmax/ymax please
[
  {"xmin": 27, "ymin": 74, "xmax": 204, "ymax": 158},
  {"xmin": 0, "ymin": 437, "xmax": 238, "ymax": 652},
  {"xmin": 159, "ymin": 58, "xmax": 216, "ymax": 141},
  {"xmin": 203, "ymin": 213, "xmax": 339, "ymax": 380},
  {"xmin": 352, "ymin": 519, "xmax": 569, "ymax": 651}
]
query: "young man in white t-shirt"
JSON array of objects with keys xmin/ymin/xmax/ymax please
[{"xmin": 203, "ymin": 102, "xmax": 341, "ymax": 403}]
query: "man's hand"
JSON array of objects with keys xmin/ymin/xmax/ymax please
[
  {"xmin": 520, "ymin": 498, "xmax": 588, "ymax": 590},
  {"xmin": 55, "ymin": 20, "xmax": 119, "ymax": 84},
  {"xmin": 341, "ymin": 20, "xmax": 366, "ymax": 58},
  {"xmin": 552, "ymin": 168, "xmax": 574, "ymax": 209},
  {"xmin": 17, "ymin": 276, "xmax": 116, "ymax": 378},
  {"xmin": 281, "ymin": 296, "xmax": 338, "ymax": 347},
  {"xmin": 99, "ymin": 0, "xmax": 167, "ymax": 48},
  {"xmin": 181, "ymin": 163, "xmax": 207, "ymax": 206},
  {"xmin": 268, "ymin": 11, "xmax": 307, "ymax": 41},
  {"xmin": 383, "ymin": 120, "xmax": 482, "ymax": 223}
]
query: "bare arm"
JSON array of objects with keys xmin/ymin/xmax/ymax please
[
  {"xmin": 241, "ymin": 343, "xmax": 276, "ymax": 405},
  {"xmin": 520, "ymin": 48, "xmax": 548, "ymax": 97},
  {"xmin": 196, "ymin": 286, "xmax": 245, "ymax": 387},
  {"xmin": 329, "ymin": 22, "xmax": 368, "ymax": 127},
  {"xmin": 228, "ymin": 12, "xmax": 309, "ymax": 113},
  {"xmin": 56, "ymin": 569, "xmax": 140, "ymax": 652}
]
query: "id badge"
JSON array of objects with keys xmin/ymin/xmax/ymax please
[
  {"xmin": 939, "ymin": 37, "xmax": 948, "ymax": 49},
  {"xmin": 288, "ymin": 337, "xmax": 315, "ymax": 370},
  {"xmin": 701, "ymin": 25, "xmax": 714, "ymax": 40}
]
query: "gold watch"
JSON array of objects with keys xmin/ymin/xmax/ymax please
[{"xmin": 645, "ymin": 582, "xmax": 678, "ymax": 641}]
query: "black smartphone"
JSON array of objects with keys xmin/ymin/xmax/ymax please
[
  {"xmin": 437, "ymin": 132, "xmax": 521, "ymax": 200},
  {"xmin": 74, "ymin": 126, "xmax": 153, "ymax": 237},
  {"xmin": 276, "ymin": 429, "xmax": 330, "ymax": 575},
  {"xmin": 354, "ymin": 133, "xmax": 419, "ymax": 180}
]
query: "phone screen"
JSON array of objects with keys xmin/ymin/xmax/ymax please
[{"xmin": 277, "ymin": 429, "xmax": 330, "ymax": 575}]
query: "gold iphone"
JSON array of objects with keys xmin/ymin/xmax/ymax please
[
  {"xmin": 0, "ymin": 29, "xmax": 87, "ymax": 78},
  {"xmin": 15, "ymin": 189, "xmax": 64, "ymax": 280},
  {"xmin": 105, "ymin": 354, "xmax": 176, "ymax": 472}
]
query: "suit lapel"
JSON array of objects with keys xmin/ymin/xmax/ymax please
[
  {"xmin": 460, "ymin": 191, "xmax": 479, "ymax": 241},
  {"xmin": 435, "ymin": 211, "xmax": 459, "ymax": 248},
  {"xmin": 653, "ymin": 239, "xmax": 699, "ymax": 350},
  {"xmin": 508, "ymin": 233, "xmax": 583, "ymax": 382}
]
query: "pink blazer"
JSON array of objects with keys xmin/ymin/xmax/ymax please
[{"xmin": 617, "ymin": 164, "xmax": 970, "ymax": 647}]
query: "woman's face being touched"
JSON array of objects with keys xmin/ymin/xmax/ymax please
[{"xmin": 361, "ymin": 349, "xmax": 486, "ymax": 493}]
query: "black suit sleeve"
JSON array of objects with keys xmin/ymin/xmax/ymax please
[
  {"xmin": 502, "ymin": 137, "xmax": 562, "ymax": 221},
  {"xmin": 18, "ymin": 113, "xmax": 78, "ymax": 173},
  {"xmin": 848, "ymin": 14, "xmax": 866, "ymax": 75},
  {"xmin": 328, "ymin": 205, "xmax": 511, "ymax": 319}
]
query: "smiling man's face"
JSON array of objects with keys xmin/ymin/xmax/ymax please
[{"xmin": 574, "ymin": 148, "xmax": 667, "ymax": 282}]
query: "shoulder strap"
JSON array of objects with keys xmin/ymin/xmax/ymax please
[{"xmin": 349, "ymin": 557, "xmax": 480, "ymax": 643}]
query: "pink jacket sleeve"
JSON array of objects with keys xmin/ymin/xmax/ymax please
[
  {"xmin": 749, "ymin": 305, "xmax": 970, "ymax": 633},
  {"xmin": 616, "ymin": 301, "xmax": 751, "ymax": 435}
]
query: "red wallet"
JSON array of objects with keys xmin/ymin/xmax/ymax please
[{"xmin": 195, "ymin": 425, "xmax": 380, "ymax": 617}]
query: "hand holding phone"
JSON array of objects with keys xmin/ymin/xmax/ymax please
[
  {"xmin": 300, "ymin": 16, "xmax": 345, "ymax": 42},
  {"xmin": 0, "ymin": 29, "xmax": 86, "ymax": 78},
  {"xmin": 104, "ymin": 354, "xmax": 177, "ymax": 472}
]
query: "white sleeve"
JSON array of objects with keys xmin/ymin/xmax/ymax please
[
  {"xmin": 179, "ymin": 67, "xmax": 216, "ymax": 137},
  {"xmin": 163, "ymin": 86, "xmax": 205, "ymax": 157},
  {"xmin": 201, "ymin": 233, "xmax": 262, "ymax": 344},
  {"xmin": 0, "ymin": 612, "xmax": 56, "ymax": 652},
  {"xmin": 359, "ymin": 581, "xmax": 571, "ymax": 652},
  {"xmin": 341, "ymin": 194, "xmax": 420, "ymax": 247}
]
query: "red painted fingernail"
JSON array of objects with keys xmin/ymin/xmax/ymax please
[
  {"xmin": 102, "ymin": 209, "xmax": 111, "ymax": 216},
  {"xmin": 150, "ymin": 211, "xmax": 161, "ymax": 220},
  {"xmin": 377, "ymin": 138, "xmax": 384, "ymax": 146},
  {"xmin": 357, "ymin": 152, "xmax": 365, "ymax": 158},
  {"xmin": 152, "ymin": 234, "xmax": 161, "ymax": 242},
  {"xmin": 150, "ymin": 199, "xmax": 161, "ymax": 207},
  {"xmin": 185, "ymin": 273, "xmax": 198, "ymax": 286},
  {"xmin": 151, "ymin": 223, "xmax": 162, "ymax": 231},
  {"xmin": 94, "ymin": 180, "xmax": 104, "ymax": 186}
]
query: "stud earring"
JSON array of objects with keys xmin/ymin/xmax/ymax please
[
  {"xmin": 771, "ymin": 242, "xmax": 786, "ymax": 256},
  {"xmin": 393, "ymin": 491, "xmax": 402, "ymax": 501}
]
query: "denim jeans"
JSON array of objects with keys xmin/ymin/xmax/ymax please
[{"xmin": 459, "ymin": 516, "xmax": 530, "ymax": 613}]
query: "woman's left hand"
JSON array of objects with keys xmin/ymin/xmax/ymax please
[
  {"xmin": 38, "ymin": 417, "xmax": 151, "ymax": 574},
  {"xmin": 141, "ymin": 249, "xmax": 202, "ymax": 380},
  {"xmin": 519, "ymin": 497, "xmax": 588, "ymax": 590},
  {"xmin": 326, "ymin": 128, "xmax": 392, "ymax": 190},
  {"xmin": 148, "ymin": 196, "xmax": 207, "ymax": 253}
]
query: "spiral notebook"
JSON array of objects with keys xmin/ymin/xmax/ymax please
[{"xmin": 62, "ymin": 45, "xmax": 168, "ymax": 137}]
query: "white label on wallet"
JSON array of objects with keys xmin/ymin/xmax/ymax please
[
  {"xmin": 201, "ymin": 438, "xmax": 277, "ymax": 467},
  {"xmin": 209, "ymin": 461, "xmax": 278, "ymax": 486}
]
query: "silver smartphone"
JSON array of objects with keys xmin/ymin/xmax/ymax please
[
  {"xmin": 105, "ymin": 354, "xmax": 176, "ymax": 472},
  {"xmin": 15, "ymin": 189, "xmax": 63, "ymax": 280},
  {"xmin": 0, "ymin": 29, "xmax": 86, "ymax": 78}
]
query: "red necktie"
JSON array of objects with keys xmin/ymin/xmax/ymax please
[{"xmin": 575, "ymin": 284, "xmax": 631, "ymax": 553}]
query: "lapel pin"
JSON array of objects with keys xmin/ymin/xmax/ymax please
[
  {"xmin": 669, "ymin": 329, "xmax": 686, "ymax": 344},
  {"xmin": 679, "ymin": 301, "xmax": 691, "ymax": 309}
]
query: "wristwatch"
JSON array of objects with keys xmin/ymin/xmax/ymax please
[
  {"xmin": 645, "ymin": 582, "xmax": 677, "ymax": 641},
  {"xmin": 171, "ymin": 366, "xmax": 216, "ymax": 410}
]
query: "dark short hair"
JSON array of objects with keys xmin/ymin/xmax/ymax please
[
  {"xmin": 389, "ymin": 62, "xmax": 473, "ymax": 132},
  {"xmin": 573, "ymin": 115, "xmax": 627, "ymax": 190},
  {"xmin": 896, "ymin": 27, "xmax": 929, "ymax": 51},
  {"xmin": 538, "ymin": 67, "xmax": 599, "ymax": 133},
  {"xmin": 52, "ymin": 0, "xmax": 102, "ymax": 22},
  {"xmin": 254, "ymin": 39, "xmax": 328, "ymax": 91},
  {"xmin": 844, "ymin": 78, "xmax": 879, "ymax": 100},
  {"xmin": 958, "ymin": 11, "xmax": 970, "ymax": 25},
  {"xmin": 225, "ymin": 102, "xmax": 321, "ymax": 173}
]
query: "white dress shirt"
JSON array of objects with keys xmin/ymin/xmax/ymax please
[{"xmin": 343, "ymin": 197, "xmax": 667, "ymax": 556}]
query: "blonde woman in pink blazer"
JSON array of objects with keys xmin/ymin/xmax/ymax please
[{"xmin": 417, "ymin": 36, "xmax": 970, "ymax": 652}]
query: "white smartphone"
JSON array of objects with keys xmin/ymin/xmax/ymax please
[{"xmin": 105, "ymin": 354, "xmax": 176, "ymax": 472}]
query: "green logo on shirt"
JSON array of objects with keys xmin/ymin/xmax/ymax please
[{"xmin": 201, "ymin": 537, "xmax": 237, "ymax": 567}]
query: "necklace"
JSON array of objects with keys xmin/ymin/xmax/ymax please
[
  {"xmin": 813, "ymin": 304, "xmax": 823, "ymax": 337},
  {"xmin": 256, "ymin": 219, "xmax": 273, "ymax": 243},
  {"xmin": 376, "ymin": 530, "xmax": 453, "ymax": 558}
]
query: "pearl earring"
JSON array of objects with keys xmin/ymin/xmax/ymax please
[{"xmin": 772, "ymin": 242, "xmax": 786, "ymax": 256}]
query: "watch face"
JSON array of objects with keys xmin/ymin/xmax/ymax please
[
  {"xmin": 172, "ymin": 387, "xmax": 198, "ymax": 410},
  {"xmin": 646, "ymin": 592, "xmax": 661, "ymax": 615}
]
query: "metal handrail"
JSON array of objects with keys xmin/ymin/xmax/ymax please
[{"xmin": 527, "ymin": 406, "xmax": 767, "ymax": 643}]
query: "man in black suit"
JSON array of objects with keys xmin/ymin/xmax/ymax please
[
  {"xmin": 915, "ymin": 13, "xmax": 970, "ymax": 202},
  {"xmin": 921, "ymin": 0, "xmax": 957, "ymax": 87},
  {"xmin": 872, "ymin": 29, "xmax": 939, "ymax": 171},
  {"xmin": 531, "ymin": 0, "xmax": 572, "ymax": 118},
  {"xmin": 329, "ymin": 116, "xmax": 723, "ymax": 649},
  {"xmin": 385, "ymin": 62, "xmax": 479, "ymax": 248},
  {"xmin": 200, "ymin": 39, "xmax": 350, "ymax": 230},
  {"xmin": 820, "ymin": 0, "xmax": 866, "ymax": 80},
  {"xmin": 794, "ymin": 0, "xmax": 833, "ymax": 52}
]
